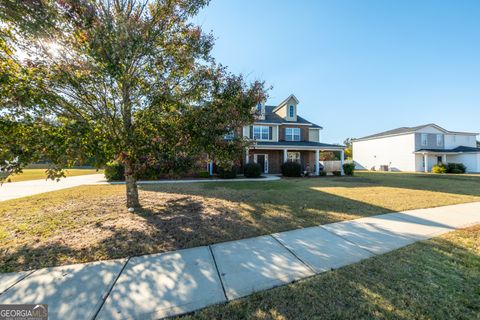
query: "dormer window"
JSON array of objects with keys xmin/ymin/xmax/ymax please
[
  {"xmin": 289, "ymin": 105, "xmax": 294, "ymax": 118},
  {"xmin": 256, "ymin": 103, "xmax": 262, "ymax": 112}
]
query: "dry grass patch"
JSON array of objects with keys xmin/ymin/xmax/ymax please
[
  {"xmin": 179, "ymin": 225, "xmax": 480, "ymax": 320},
  {"xmin": 1, "ymin": 172, "xmax": 480, "ymax": 271}
]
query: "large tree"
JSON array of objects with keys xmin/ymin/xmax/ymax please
[{"xmin": 0, "ymin": 0, "xmax": 265, "ymax": 208}]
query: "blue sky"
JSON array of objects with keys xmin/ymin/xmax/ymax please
[{"xmin": 195, "ymin": 0, "xmax": 480, "ymax": 143}]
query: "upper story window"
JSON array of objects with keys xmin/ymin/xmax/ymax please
[
  {"xmin": 436, "ymin": 134, "xmax": 443, "ymax": 147},
  {"xmin": 224, "ymin": 131, "xmax": 235, "ymax": 140},
  {"xmin": 285, "ymin": 127, "xmax": 301, "ymax": 141},
  {"xmin": 421, "ymin": 133, "xmax": 428, "ymax": 147},
  {"xmin": 289, "ymin": 105, "xmax": 294, "ymax": 118},
  {"xmin": 253, "ymin": 125, "xmax": 270, "ymax": 140},
  {"xmin": 256, "ymin": 103, "xmax": 262, "ymax": 112}
]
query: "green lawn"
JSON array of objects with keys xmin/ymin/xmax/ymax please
[
  {"xmin": 179, "ymin": 225, "xmax": 480, "ymax": 320},
  {"xmin": 3, "ymin": 168, "xmax": 102, "ymax": 183},
  {"xmin": 1, "ymin": 172, "xmax": 479, "ymax": 272}
]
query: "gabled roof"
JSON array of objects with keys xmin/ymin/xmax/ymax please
[
  {"xmin": 272, "ymin": 94, "xmax": 299, "ymax": 112},
  {"xmin": 255, "ymin": 106, "xmax": 323, "ymax": 128},
  {"xmin": 354, "ymin": 124, "xmax": 478, "ymax": 142},
  {"xmin": 415, "ymin": 146, "xmax": 480, "ymax": 153}
]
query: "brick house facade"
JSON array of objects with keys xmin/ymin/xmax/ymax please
[{"xmin": 240, "ymin": 94, "xmax": 345, "ymax": 175}]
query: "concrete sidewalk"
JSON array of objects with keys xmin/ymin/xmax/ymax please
[
  {"xmin": 0, "ymin": 174, "xmax": 280, "ymax": 202},
  {"xmin": 0, "ymin": 174, "xmax": 105, "ymax": 202},
  {"xmin": 1, "ymin": 202, "xmax": 479, "ymax": 320}
]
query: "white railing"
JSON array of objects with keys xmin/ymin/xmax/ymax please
[{"xmin": 320, "ymin": 160, "xmax": 342, "ymax": 172}]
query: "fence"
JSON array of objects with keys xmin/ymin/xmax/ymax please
[{"xmin": 320, "ymin": 160, "xmax": 342, "ymax": 172}]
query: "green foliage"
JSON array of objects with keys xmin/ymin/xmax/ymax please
[
  {"xmin": 343, "ymin": 163, "xmax": 355, "ymax": 176},
  {"xmin": 332, "ymin": 171, "xmax": 342, "ymax": 176},
  {"xmin": 432, "ymin": 163, "xmax": 447, "ymax": 174},
  {"xmin": 320, "ymin": 151, "xmax": 339, "ymax": 161},
  {"xmin": 104, "ymin": 161, "xmax": 125, "ymax": 181},
  {"xmin": 197, "ymin": 171, "xmax": 210, "ymax": 178},
  {"xmin": 0, "ymin": 0, "xmax": 267, "ymax": 207},
  {"xmin": 217, "ymin": 166, "xmax": 237, "ymax": 179},
  {"xmin": 343, "ymin": 138, "xmax": 355, "ymax": 160},
  {"xmin": 281, "ymin": 162, "xmax": 302, "ymax": 177},
  {"xmin": 446, "ymin": 163, "xmax": 466, "ymax": 174},
  {"xmin": 244, "ymin": 163, "xmax": 262, "ymax": 178},
  {"xmin": 319, "ymin": 171, "xmax": 327, "ymax": 176}
]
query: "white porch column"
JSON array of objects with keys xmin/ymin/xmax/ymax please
[
  {"xmin": 340, "ymin": 150, "xmax": 345, "ymax": 175},
  {"xmin": 424, "ymin": 154, "xmax": 428, "ymax": 172},
  {"xmin": 245, "ymin": 148, "xmax": 249, "ymax": 164},
  {"xmin": 283, "ymin": 149, "xmax": 288, "ymax": 163},
  {"xmin": 315, "ymin": 149, "xmax": 320, "ymax": 176},
  {"xmin": 442, "ymin": 154, "xmax": 447, "ymax": 164}
]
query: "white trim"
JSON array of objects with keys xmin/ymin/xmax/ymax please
[
  {"xmin": 253, "ymin": 145, "xmax": 344, "ymax": 151},
  {"xmin": 253, "ymin": 125, "xmax": 270, "ymax": 140},
  {"xmin": 272, "ymin": 94, "xmax": 300, "ymax": 112},
  {"xmin": 285, "ymin": 127, "xmax": 301, "ymax": 142},
  {"xmin": 281, "ymin": 122, "xmax": 312, "ymax": 126},
  {"xmin": 254, "ymin": 153, "xmax": 269, "ymax": 174}
]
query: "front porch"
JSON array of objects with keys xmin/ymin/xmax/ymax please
[
  {"xmin": 415, "ymin": 148, "xmax": 480, "ymax": 173},
  {"xmin": 245, "ymin": 147, "xmax": 345, "ymax": 175}
]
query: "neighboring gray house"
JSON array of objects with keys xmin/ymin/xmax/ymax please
[{"xmin": 352, "ymin": 124, "xmax": 480, "ymax": 173}]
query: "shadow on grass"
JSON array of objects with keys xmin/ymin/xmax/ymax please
[
  {"xmin": 179, "ymin": 226, "xmax": 480, "ymax": 320},
  {"xmin": 1, "ymin": 185, "xmax": 394, "ymax": 272},
  {"xmin": 2, "ymin": 173, "xmax": 479, "ymax": 273}
]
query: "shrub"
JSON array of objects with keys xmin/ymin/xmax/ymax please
[
  {"xmin": 281, "ymin": 162, "xmax": 302, "ymax": 177},
  {"xmin": 319, "ymin": 171, "xmax": 327, "ymax": 176},
  {"xmin": 343, "ymin": 163, "xmax": 355, "ymax": 176},
  {"xmin": 104, "ymin": 161, "xmax": 125, "ymax": 181},
  {"xmin": 446, "ymin": 163, "xmax": 466, "ymax": 174},
  {"xmin": 217, "ymin": 166, "xmax": 237, "ymax": 179},
  {"xmin": 197, "ymin": 171, "xmax": 210, "ymax": 178},
  {"xmin": 244, "ymin": 163, "xmax": 262, "ymax": 178},
  {"xmin": 432, "ymin": 163, "xmax": 447, "ymax": 174},
  {"xmin": 332, "ymin": 170, "xmax": 342, "ymax": 176}
]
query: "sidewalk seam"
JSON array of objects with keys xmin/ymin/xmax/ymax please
[
  {"xmin": 91, "ymin": 257, "xmax": 130, "ymax": 320},
  {"xmin": 319, "ymin": 225, "xmax": 379, "ymax": 257},
  {"xmin": 270, "ymin": 234, "xmax": 317, "ymax": 275},
  {"xmin": 0, "ymin": 270, "xmax": 36, "ymax": 296},
  {"xmin": 208, "ymin": 245, "xmax": 228, "ymax": 301}
]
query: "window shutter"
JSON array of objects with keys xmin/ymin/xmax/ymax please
[
  {"xmin": 269, "ymin": 127, "xmax": 272, "ymax": 140},
  {"xmin": 249, "ymin": 126, "xmax": 253, "ymax": 138}
]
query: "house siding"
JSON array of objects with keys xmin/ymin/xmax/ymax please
[{"xmin": 353, "ymin": 133, "xmax": 416, "ymax": 171}]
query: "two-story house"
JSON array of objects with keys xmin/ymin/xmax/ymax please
[
  {"xmin": 352, "ymin": 124, "xmax": 480, "ymax": 173},
  {"xmin": 241, "ymin": 94, "xmax": 345, "ymax": 175}
]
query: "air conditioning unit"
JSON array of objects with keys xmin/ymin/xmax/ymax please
[{"xmin": 379, "ymin": 165, "xmax": 389, "ymax": 172}]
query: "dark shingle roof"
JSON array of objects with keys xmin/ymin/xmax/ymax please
[
  {"xmin": 255, "ymin": 141, "xmax": 344, "ymax": 149},
  {"xmin": 255, "ymin": 106, "xmax": 322, "ymax": 129},
  {"xmin": 355, "ymin": 123, "xmax": 478, "ymax": 142},
  {"xmin": 356, "ymin": 124, "xmax": 437, "ymax": 141},
  {"xmin": 416, "ymin": 146, "xmax": 480, "ymax": 153}
]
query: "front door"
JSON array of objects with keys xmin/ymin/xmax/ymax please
[{"xmin": 254, "ymin": 154, "xmax": 269, "ymax": 173}]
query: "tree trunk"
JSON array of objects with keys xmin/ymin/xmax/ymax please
[{"xmin": 124, "ymin": 162, "xmax": 140, "ymax": 208}]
